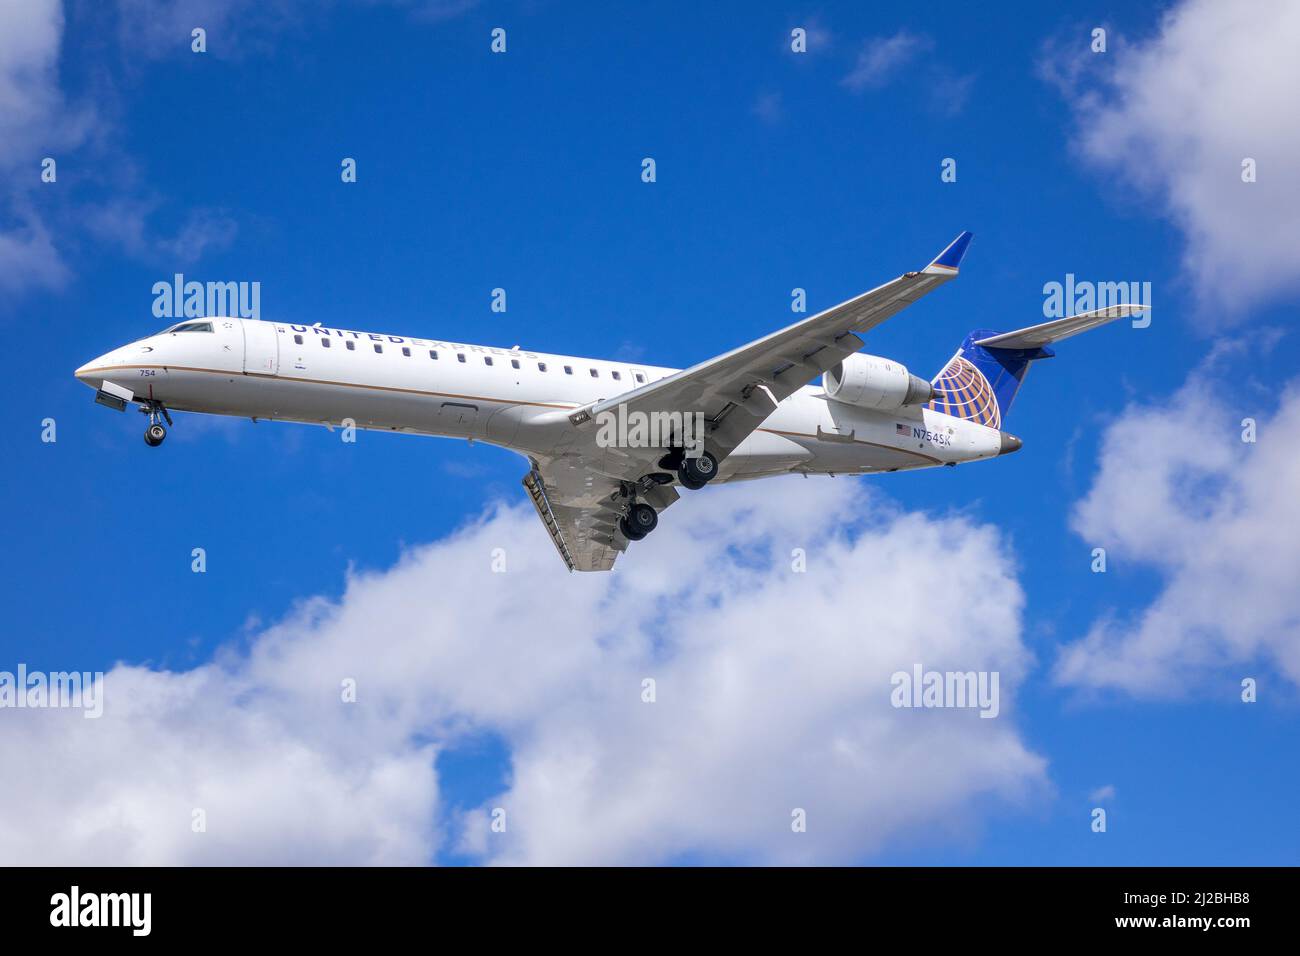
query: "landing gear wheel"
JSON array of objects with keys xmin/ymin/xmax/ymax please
[
  {"xmin": 140, "ymin": 400, "xmax": 171, "ymax": 447},
  {"xmin": 677, "ymin": 451, "xmax": 718, "ymax": 490},
  {"xmin": 619, "ymin": 502, "xmax": 658, "ymax": 541}
]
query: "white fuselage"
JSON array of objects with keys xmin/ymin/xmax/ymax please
[{"xmin": 75, "ymin": 318, "xmax": 1006, "ymax": 483}]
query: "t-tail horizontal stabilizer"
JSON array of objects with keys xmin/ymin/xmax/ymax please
[
  {"xmin": 973, "ymin": 304, "xmax": 1148, "ymax": 349},
  {"xmin": 929, "ymin": 304, "xmax": 1147, "ymax": 429}
]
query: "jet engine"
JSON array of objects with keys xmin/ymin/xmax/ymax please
[{"xmin": 823, "ymin": 354, "xmax": 936, "ymax": 411}]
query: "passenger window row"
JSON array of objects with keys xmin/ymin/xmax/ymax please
[{"xmin": 289, "ymin": 334, "xmax": 647, "ymax": 383}]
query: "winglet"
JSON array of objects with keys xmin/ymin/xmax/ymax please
[{"xmin": 923, "ymin": 231, "xmax": 973, "ymax": 275}]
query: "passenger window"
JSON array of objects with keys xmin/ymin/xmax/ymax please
[
  {"xmin": 634, "ymin": 373, "xmax": 645, "ymax": 383},
  {"xmin": 511, "ymin": 359, "xmax": 520, "ymax": 369},
  {"xmin": 538, "ymin": 362, "xmax": 547, "ymax": 372},
  {"xmin": 564, "ymin": 366, "xmax": 573, "ymax": 375},
  {"xmin": 321, "ymin": 338, "xmax": 331, "ymax": 348},
  {"xmin": 484, "ymin": 356, "xmax": 493, "ymax": 366},
  {"xmin": 374, "ymin": 344, "xmax": 383, "ymax": 353},
  {"xmin": 457, "ymin": 353, "xmax": 467, "ymax": 363},
  {"xmin": 429, "ymin": 350, "xmax": 438, "ymax": 360},
  {"xmin": 346, "ymin": 340, "xmax": 356, "ymax": 351},
  {"xmin": 294, "ymin": 334, "xmax": 303, "ymax": 345},
  {"xmin": 589, "ymin": 368, "xmax": 599, "ymax": 378},
  {"xmin": 402, "ymin": 347, "xmax": 411, "ymax": 357},
  {"xmin": 612, "ymin": 371, "xmax": 621, "ymax": 381}
]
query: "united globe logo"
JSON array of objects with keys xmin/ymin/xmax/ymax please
[{"xmin": 928, "ymin": 355, "xmax": 1001, "ymax": 428}]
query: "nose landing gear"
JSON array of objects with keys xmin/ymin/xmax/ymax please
[{"xmin": 141, "ymin": 401, "xmax": 172, "ymax": 447}]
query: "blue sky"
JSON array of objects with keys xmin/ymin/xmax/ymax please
[{"xmin": 2, "ymin": 0, "xmax": 1297, "ymax": 865}]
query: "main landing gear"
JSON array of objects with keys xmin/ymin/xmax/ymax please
[
  {"xmin": 619, "ymin": 501, "xmax": 659, "ymax": 541},
  {"xmin": 141, "ymin": 401, "xmax": 172, "ymax": 447},
  {"xmin": 677, "ymin": 450, "xmax": 718, "ymax": 490},
  {"xmin": 617, "ymin": 448, "xmax": 719, "ymax": 544},
  {"xmin": 657, "ymin": 448, "xmax": 720, "ymax": 490}
]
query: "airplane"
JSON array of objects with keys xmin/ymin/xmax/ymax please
[{"xmin": 74, "ymin": 232, "xmax": 1144, "ymax": 572}]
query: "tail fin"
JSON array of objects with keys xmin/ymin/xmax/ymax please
[
  {"xmin": 928, "ymin": 334, "xmax": 1046, "ymax": 429},
  {"xmin": 928, "ymin": 305, "xmax": 1147, "ymax": 428}
]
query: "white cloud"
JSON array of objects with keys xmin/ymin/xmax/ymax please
[
  {"xmin": 1089, "ymin": 784, "xmax": 1116, "ymax": 803},
  {"xmin": 0, "ymin": 0, "xmax": 89, "ymax": 163},
  {"xmin": 838, "ymin": 30, "xmax": 973, "ymax": 116},
  {"xmin": 408, "ymin": 0, "xmax": 481, "ymax": 24},
  {"xmin": 0, "ymin": 2, "xmax": 249, "ymax": 302},
  {"xmin": 0, "ymin": 0, "xmax": 94, "ymax": 294},
  {"xmin": 0, "ymin": 205, "xmax": 68, "ymax": 293},
  {"xmin": 113, "ymin": 0, "xmax": 481, "ymax": 58},
  {"xmin": 0, "ymin": 1, "xmax": 487, "ymax": 302},
  {"xmin": 842, "ymin": 30, "xmax": 932, "ymax": 92},
  {"xmin": 1057, "ymin": 367, "xmax": 1300, "ymax": 695},
  {"xmin": 786, "ymin": 19, "xmax": 832, "ymax": 56},
  {"xmin": 113, "ymin": 0, "xmax": 303, "ymax": 60},
  {"xmin": 0, "ymin": 479, "xmax": 1047, "ymax": 864},
  {"xmin": 0, "ymin": 668, "xmax": 438, "ymax": 864},
  {"xmin": 82, "ymin": 198, "xmax": 238, "ymax": 266},
  {"xmin": 1048, "ymin": 0, "xmax": 1300, "ymax": 320}
]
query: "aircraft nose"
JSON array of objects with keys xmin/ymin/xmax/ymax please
[
  {"xmin": 75, "ymin": 351, "xmax": 120, "ymax": 387},
  {"xmin": 998, "ymin": 432, "xmax": 1023, "ymax": 455}
]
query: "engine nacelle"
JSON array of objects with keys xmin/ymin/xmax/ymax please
[{"xmin": 823, "ymin": 353, "xmax": 936, "ymax": 411}]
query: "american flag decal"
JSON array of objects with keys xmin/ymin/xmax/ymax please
[{"xmin": 896, "ymin": 423, "xmax": 911, "ymax": 436}]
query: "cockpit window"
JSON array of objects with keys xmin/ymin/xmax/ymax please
[{"xmin": 153, "ymin": 321, "xmax": 214, "ymax": 335}]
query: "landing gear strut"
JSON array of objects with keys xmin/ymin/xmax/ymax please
[{"xmin": 141, "ymin": 401, "xmax": 172, "ymax": 447}]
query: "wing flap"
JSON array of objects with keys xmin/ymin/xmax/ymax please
[
  {"xmin": 523, "ymin": 463, "xmax": 680, "ymax": 573},
  {"xmin": 522, "ymin": 467, "xmax": 581, "ymax": 572}
]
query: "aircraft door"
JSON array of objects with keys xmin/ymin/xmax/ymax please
[{"xmin": 242, "ymin": 320, "xmax": 279, "ymax": 375}]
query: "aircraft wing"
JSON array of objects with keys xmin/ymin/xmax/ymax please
[
  {"xmin": 523, "ymin": 461, "xmax": 679, "ymax": 572},
  {"xmin": 523, "ymin": 467, "xmax": 620, "ymax": 571},
  {"xmin": 568, "ymin": 232, "xmax": 973, "ymax": 461}
]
